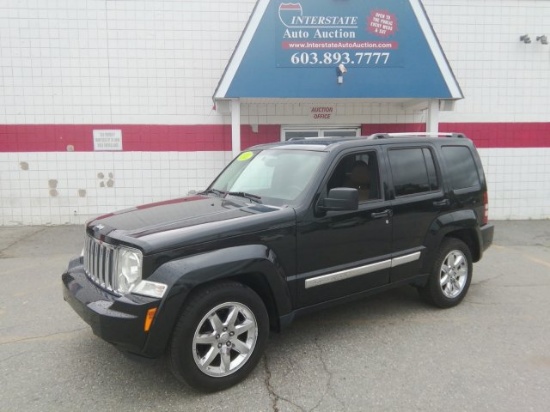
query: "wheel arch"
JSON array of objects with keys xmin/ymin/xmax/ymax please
[
  {"xmin": 422, "ymin": 210, "xmax": 483, "ymax": 272},
  {"xmin": 141, "ymin": 244, "xmax": 292, "ymax": 357},
  {"xmin": 444, "ymin": 228, "xmax": 481, "ymax": 262},
  {"xmin": 174, "ymin": 272, "xmax": 283, "ymax": 332},
  {"xmin": 227, "ymin": 272, "xmax": 281, "ymax": 332}
]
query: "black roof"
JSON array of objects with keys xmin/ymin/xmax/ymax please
[{"xmin": 248, "ymin": 133, "xmax": 471, "ymax": 153}]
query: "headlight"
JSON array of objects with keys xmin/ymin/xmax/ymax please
[{"xmin": 116, "ymin": 246, "xmax": 143, "ymax": 294}]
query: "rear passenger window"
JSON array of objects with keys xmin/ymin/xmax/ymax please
[
  {"xmin": 442, "ymin": 146, "xmax": 480, "ymax": 189},
  {"xmin": 388, "ymin": 148, "xmax": 439, "ymax": 197}
]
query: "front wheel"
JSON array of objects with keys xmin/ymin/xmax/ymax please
[
  {"xmin": 420, "ymin": 238, "xmax": 473, "ymax": 308},
  {"xmin": 169, "ymin": 281, "xmax": 269, "ymax": 392}
]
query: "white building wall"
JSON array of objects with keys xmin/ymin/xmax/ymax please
[
  {"xmin": 479, "ymin": 148, "xmax": 550, "ymax": 220},
  {"xmin": 0, "ymin": 0, "xmax": 255, "ymax": 125},
  {"xmin": 423, "ymin": 0, "xmax": 550, "ymax": 123},
  {"xmin": 1, "ymin": 0, "xmax": 549, "ymax": 225}
]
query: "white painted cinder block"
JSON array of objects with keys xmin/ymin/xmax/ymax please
[
  {"xmin": 0, "ymin": 151, "xmax": 231, "ymax": 225},
  {"xmin": 478, "ymin": 148, "xmax": 550, "ymax": 220}
]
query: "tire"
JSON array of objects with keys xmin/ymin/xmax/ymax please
[
  {"xmin": 420, "ymin": 238, "xmax": 473, "ymax": 308},
  {"xmin": 169, "ymin": 281, "xmax": 269, "ymax": 392}
]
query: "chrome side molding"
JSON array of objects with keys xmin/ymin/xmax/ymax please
[{"xmin": 305, "ymin": 251, "xmax": 421, "ymax": 289}]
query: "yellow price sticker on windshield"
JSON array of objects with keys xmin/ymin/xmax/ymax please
[{"xmin": 237, "ymin": 151, "xmax": 254, "ymax": 161}]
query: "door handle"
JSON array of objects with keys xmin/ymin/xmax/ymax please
[
  {"xmin": 371, "ymin": 209, "xmax": 392, "ymax": 219},
  {"xmin": 433, "ymin": 199, "xmax": 450, "ymax": 207}
]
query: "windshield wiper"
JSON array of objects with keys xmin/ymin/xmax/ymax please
[
  {"xmin": 226, "ymin": 191, "xmax": 262, "ymax": 203},
  {"xmin": 200, "ymin": 188, "xmax": 227, "ymax": 197}
]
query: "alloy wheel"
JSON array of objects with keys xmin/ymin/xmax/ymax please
[
  {"xmin": 192, "ymin": 302, "xmax": 258, "ymax": 377},
  {"xmin": 439, "ymin": 250, "xmax": 468, "ymax": 298}
]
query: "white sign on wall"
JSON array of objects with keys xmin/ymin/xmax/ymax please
[{"xmin": 93, "ymin": 130, "xmax": 123, "ymax": 151}]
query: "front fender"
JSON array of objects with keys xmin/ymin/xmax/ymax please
[{"xmin": 141, "ymin": 244, "xmax": 292, "ymax": 357}]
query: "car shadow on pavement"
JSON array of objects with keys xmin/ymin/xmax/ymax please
[{"xmin": 82, "ymin": 285, "xmax": 427, "ymax": 395}]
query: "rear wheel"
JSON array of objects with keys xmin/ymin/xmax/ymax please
[
  {"xmin": 420, "ymin": 238, "xmax": 473, "ymax": 308},
  {"xmin": 169, "ymin": 281, "xmax": 269, "ymax": 392}
]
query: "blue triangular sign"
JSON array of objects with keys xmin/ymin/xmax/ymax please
[{"xmin": 214, "ymin": 0, "xmax": 463, "ymax": 100}]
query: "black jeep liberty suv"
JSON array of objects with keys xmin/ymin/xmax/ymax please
[{"xmin": 62, "ymin": 133, "xmax": 494, "ymax": 391}]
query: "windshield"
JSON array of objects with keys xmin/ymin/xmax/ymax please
[{"xmin": 208, "ymin": 149, "xmax": 326, "ymax": 206}]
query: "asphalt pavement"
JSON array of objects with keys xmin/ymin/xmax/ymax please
[{"xmin": 0, "ymin": 221, "xmax": 549, "ymax": 411}]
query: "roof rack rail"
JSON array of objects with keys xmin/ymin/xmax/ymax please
[
  {"xmin": 288, "ymin": 135, "xmax": 359, "ymax": 141},
  {"xmin": 367, "ymin": 132, "xmax": 466, "ymax": 140}
]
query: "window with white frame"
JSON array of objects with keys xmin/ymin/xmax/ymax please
[{"xmin": 282, "ymin": 127, "xmax": 360, "ymax": 141}]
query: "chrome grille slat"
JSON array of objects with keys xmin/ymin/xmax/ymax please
[
  {"xmin": 84, "ymin": 234, "xmax": 118, "ymax": 294},
  {"xmin": 94, "ymin": 241, "xmax": 99, "ymax": 281},
  {"xmin": 99, "ymin": 243, "xmax": 105, "ymax": 286},
  {"xmin": 103, "ymin": 248, "xmax": 110, "ymax": 287},
  {"xmin": 92, "ymin": 241, "xmax": 98, "ymax": 282}
]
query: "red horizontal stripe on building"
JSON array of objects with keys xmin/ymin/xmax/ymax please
[
  {"xmin": 0, "ymin": 123, "xmax": 549, "ymax": 152},
  {"xmin": 0, "ymin": 124, "xmax": 282, "ymax": 152},
  {"xmin": 361, "ymin": 123, "xmax": 550, "ymax": 148}
]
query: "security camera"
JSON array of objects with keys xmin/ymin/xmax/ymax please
[{"xmin": 336, "ymin": 64, "xmax": 347, "ymax": 84}]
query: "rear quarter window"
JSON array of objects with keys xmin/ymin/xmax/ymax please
[
  {"xmin": 388, "ymin": 147, "xmax": 439, "ymax": 197},
  {"xmin": 441, "ymin": 146, "xmax": 480, "ymax": 189}
]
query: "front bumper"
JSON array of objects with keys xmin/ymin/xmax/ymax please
[{"xmin": 62, "ymin": 257, "xmax": 160, "ymax": 356}]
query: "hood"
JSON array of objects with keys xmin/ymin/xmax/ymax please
[{"xmin": 86, "ymin": 195, "xmax": 295, "ymax": 253}]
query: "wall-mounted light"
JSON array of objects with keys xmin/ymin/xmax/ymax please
[
  {"xmin": 336, "ymin": 63, "xmax": 347, "ymax": 84},
  {"xmin": 536, "ymin": 35, "xmax": 548, "ymax": 45},
  {"xmin": 520, "ymin": 34, "xmax": 531, "ymax": 44}
]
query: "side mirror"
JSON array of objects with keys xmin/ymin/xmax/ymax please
[{"xmin": 319, "ymin": 188, "xmax": 359, "ymax": 211}]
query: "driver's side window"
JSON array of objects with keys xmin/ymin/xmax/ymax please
[{"xmin": 327, "ymin": 151, "xmax": 381, "ymax": 202}]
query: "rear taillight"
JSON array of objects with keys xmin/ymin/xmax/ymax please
[{"xmin": 482, "ymin": 191, "xmax": 489, "ymax": 225}]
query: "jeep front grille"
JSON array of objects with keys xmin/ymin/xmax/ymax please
[{"xmin": 83, "ymin": 235, "xmax": 118, "ymax": 294}]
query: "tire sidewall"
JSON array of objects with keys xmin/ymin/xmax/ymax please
[{"xmin": 170, "ymin": 282, "xmax": 269, "ymax": 392}]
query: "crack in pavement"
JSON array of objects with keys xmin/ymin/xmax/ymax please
[
  {"xmin": 263, "ymin": 354, "xmax": 306, "ymax": 412},
  {"xmin": 309, "ymin": 337, "xmax": 345, "ymax": 412},
  {"xmin": 0, "ymin": 227, "xmax": 48, "ymax": 258},
  {"xmin": 263, "ymin": 355, "xmax": 280, "ymax": 412},
  {"xmin": 0, "ymin": 327, "xmax": 88, "ymax": 346},
  {"xmin": 472, "ymin": 273, "xmax": 505, "ymax": 286},
  {"xmin": 464, "ymin": 300, "xmax": 504, "ymax": 306},
  {"xmin": 262, "ymin": 340, "xmax": 346, "ymax": 412},
  {"xmin": 0, "ymin": 350, "xmax": 31, "ymax": 364}
]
